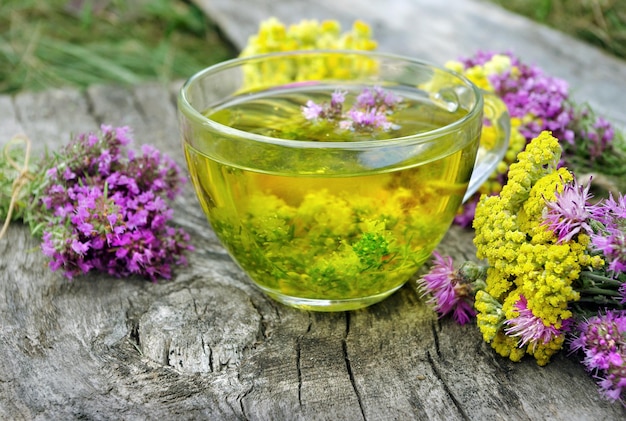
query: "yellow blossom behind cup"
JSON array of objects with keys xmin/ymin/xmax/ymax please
[{"xmin": 238, "ymin": 18, "xmax": 379, "ymax": 90}]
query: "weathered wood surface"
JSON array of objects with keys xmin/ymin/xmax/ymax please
[{"xmin": 1, "ymin": 1, "xmax": 626, "ymax": 420}]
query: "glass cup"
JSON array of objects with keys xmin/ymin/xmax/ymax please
[{"xmin": 178, "ymin": 50, "xmax": 509, "ymax": 311}]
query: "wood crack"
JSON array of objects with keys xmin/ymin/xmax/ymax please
[
  {"xmin": 342, "ymin": 313, "xmax": 366, "ymax": 421},
  {"xmin": 163, "ymin": 338, "xmax": 172, "ymax": 367},
  {"xmin": 296, "ymin": 338, "xmax": 303, "ymax": 407},
  {"xmin": 200, "ymin": 336, "xmax": 214, "ymax": 373},
  {"xmin": 125, "ymin": 299, "xmax": 142, "ymax": 354},
  {"xmin": 247, "ymin": 297, "xmax": 270, "ymax": 342},
  {"xmin": 431, "ymin": 320, "xmax": 442, "ymax": 360},
  {"xmin": 426, "ymin": 350, "xmax": 470, "ymax": 421}
]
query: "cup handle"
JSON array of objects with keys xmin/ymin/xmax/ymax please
[{"xmin": 463, "ymin": 91, "xmax": 511, "ymax": 203}]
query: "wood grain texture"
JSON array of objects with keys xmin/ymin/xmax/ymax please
[{"xmin": 2, "ymin": 1, "xmax": 626, "ymax": 418}]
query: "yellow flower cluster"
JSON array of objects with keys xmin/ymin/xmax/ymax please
[
  {"xmin": 238, "ymin": 18, "xmax": 378, "ymax": 89},
  {"xmin": 473, "ymin": 131, "xmax": 604, "ymax": 365},
  {"xmin": 240, "ymin": 17, "xmax": 377, "ymax": 56}
]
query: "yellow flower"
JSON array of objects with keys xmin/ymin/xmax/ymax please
[
  {"xmin": 444, "ymin": 60, "xmax": 464, "ymax": 74},
  {"xmin": 475, "ymin": 290, "xmax": 505, "ymax": 342},
  {"xmin": 483, "ymin": 54, "xmax": 512, "ymax": 75},
  {"xmin": 238, "ymin": 18, "xmax": 378, "ymax": 89},
  {"xmin": 473, "ymin": 131, "xmax": 601, "ymax": 365},
  {"xmin": 528, "ymin": 336, "xmax": 565, "ymax": 366},
  {"xmin": 491, "ymin": 331, "xmax": 526, "ymax": 362},
  {"xmin": 240, "ymin": 18, "xmax": 377, "ymax": 56}
]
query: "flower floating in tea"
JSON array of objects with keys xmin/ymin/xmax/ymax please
[
  {"xmin": 0, "ymin": 125, "xmax": 193, "ymax": 280},
  {"xmin": 302, "ymin": 86, "xmax": 402, "ymax": 133}
]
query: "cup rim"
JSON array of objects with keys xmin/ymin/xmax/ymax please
[{"xmin": 178, "ymin": 49, "xmax": 483, "ymax": 150}]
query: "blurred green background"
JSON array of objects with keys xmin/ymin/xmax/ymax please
[
  {"xmin": 490, "ymin": 0, "xmax": 625, "ymax": 59},
  {"xmin": 0, "ymin": 0, "xmax": 236, "ymax": 94},
  {"xmin": 1, "ymin": 0, "xmax": 624, "ymax": 95}
]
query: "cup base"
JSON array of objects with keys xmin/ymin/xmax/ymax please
[{"xmin": 256, "ymin": 284, "xmax": 405, "ymax": 312}]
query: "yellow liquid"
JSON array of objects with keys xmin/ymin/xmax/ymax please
[{"xmin": 183, "ymin": 87, "xmax": 479, "ymax": 308}]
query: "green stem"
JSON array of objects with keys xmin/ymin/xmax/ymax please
[
  {"xmin": 576, "ymin": 296, "xmax": 624, "ymax": 307},
  {"xmin": 580, "ymin": 271, "xmax": 623, "ymax": 288},
  {"xmin": 578, "ymin": 287, "xmax": 622, "ymax": 297}
]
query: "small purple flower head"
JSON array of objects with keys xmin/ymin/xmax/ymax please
[
  {"xmin": 570, "ymin": 310, "xmax": 626, "ymax": 404},
  {"xmin": 591, "ymin": 193, "xmax": 626, "ymax": 277},
  {"xmin": 300, "ymin": 86, "xmax": 401, "ymax": 133},
  {"xmin": 592, "ymin": 230, "xmax": 626, "ymax": 276},
  {"xmin": 347, "ymin": 109, "xmax": 375, "ymax": 127},
  {"xmin": 417, "ymin": 252, "xmax": 477, "ymax": 325},
  {"xmin": 355, "ymin": 88, "xmax": 376, "ymax": 108},
  {"xmin": 331, "ymin": 90, "xmax": 346, "ymax": 106},
  {"xmin": 302, "ymin": 100, "xmax": 324, "ymax": 120},
  {"xmin": 504, "ymin": 295, "xmax": 562, "ymax": 350},
  {"xmin": 356, "ymin": 86, "xmax": 401, "ymax": 110},
  {"xmin": 71, "ymin": 239, "xmax": 91, "ymax": 255},
  {"xmin": 543, "ymin": 177, "xmax": 596, "ymax": 243}
]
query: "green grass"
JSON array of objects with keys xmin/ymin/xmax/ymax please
[
  {"xmin": 487, "ymin": 0, "xmax": 626, "ymax": 59},
  {"xmin": 0, "ymin": 0, "xmax": 236, "ymax": 94},
  {"xmin": 1, "ymin": 0, "xmax": 624, "ymax": 95}
]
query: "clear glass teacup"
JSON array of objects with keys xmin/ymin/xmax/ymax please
[{"xmin": 178, "ymin": 50, "xmax": 509, "ymax": 311}]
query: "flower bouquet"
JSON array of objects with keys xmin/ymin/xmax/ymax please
[
  {"xmin": 0, "ymin": 125, "xmax": 193, "ymax": 280},
  {"xmin": 418, "ymin": 131, "xmax": 626, "ymax": 403}
]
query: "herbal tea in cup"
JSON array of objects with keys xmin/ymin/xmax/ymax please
[{"xmin": 178, "ymin": 50, "xmax": 509, "ymax": 311}]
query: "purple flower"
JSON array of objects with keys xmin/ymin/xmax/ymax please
[
  {"xmin": 460, "ymin": 51, "xmax": 573, "ymax": 143},
  {"xmin": 38, "ymin": 125, "xmax": 193, "ymax": 281},
  {"xmin": 300, "ymin": 86, "xmax": 401, "ymax": 133},
  {"xmin": 567, "ymin": 106, "xmax": 618, "ymax": 162},
  {"xmin": 351, "ymin": 110, "xmax": 383, "ymax": 130},
  {"xmin": 570, "ymin": 310, "xmax": 626, "ymax": 404},
  {"xmin": 417, "ymin": 252, "xmax": 477, "ymax": 325},
  {"xmin": 41, "ymin": 231, "xmax": 57, "ymax": 257},
  {"xmin": 331, "ymin": 90, "xmax": 346, "ymax": 106},
  {"xmin": 301, "ymin": 101, "xmax": 322, "ymax": 120},
  {"xmin": 543, "ymin": 177, "xmax": 596, "ymax": 243},
  {"xmin": 590, "ymin": 193, "xmax": 626, "ymax": 277},
  {"xmin": 596, "ymin": 192, "xmax": 626, "ymax": 223},
  {"xmin": 504, "ymin": 295, "xmax": 562, "ymax": 350},
  {"xmin": 71, "ymin": 239, "xmax": 91, "ymax": 255},
  {"xmin": 63, "ymin": 167, "xmax": 76, "ymax": 181},
  {"xmin": 592, "ymin": 230, "xmax": 626, "ymax": 276},
  {"xmin": 356, "ymin": 88, "xmax": 376, "ymax": 108},
  {"xmin": 356, "ymin": 86, "xmax": 400, "ymax": 109}
]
